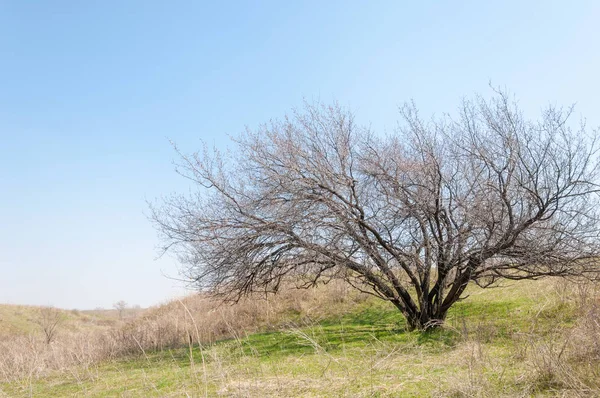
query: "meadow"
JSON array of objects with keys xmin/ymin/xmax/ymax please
[{"xmin": 1, "ymin": 278, "xmax": 599, "ymax": 397}]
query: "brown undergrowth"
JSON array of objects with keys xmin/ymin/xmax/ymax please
[{"xmin": 0, "ymin": 281, "xmax": 363, "ymax": 382}]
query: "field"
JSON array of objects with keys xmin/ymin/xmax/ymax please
[
  {"xmin": 0, "ymin": 305, "xmax": 123, "ymax": 337},
  {"xmin": 1, "ymin": 279, "xmax": 599, "ymax": 397}
]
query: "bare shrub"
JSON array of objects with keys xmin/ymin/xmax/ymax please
[
  {"xmin": 34, "ymin": 306, "xmax": 65, "ymax": 344},
  {"xmin": 113, "ymin": 300, "xmax": 128, "ymax": 320}
]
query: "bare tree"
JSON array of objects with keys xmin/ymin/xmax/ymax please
[
  {"xmin": 35, "ymin": 306, "xmax": 64, "ymax": 344},
  {"xmin": 151, "ymin": 89, "xmax": 600, "ymax": 330},
  {"xmin": 113, "ymin": 300, "xmax": 128, "ymax": 320}
]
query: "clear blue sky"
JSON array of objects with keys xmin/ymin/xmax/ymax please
[{"xmin": 1, "ymin": 1, "xmax": 599, "ymax": 309}]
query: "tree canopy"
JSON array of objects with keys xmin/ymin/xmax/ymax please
[{"xmin": 151, "ymin": 90, "xmax": 600, "ymax": 330}]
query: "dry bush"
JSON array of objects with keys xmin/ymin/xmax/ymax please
[
  {"xmin": 106, "ymin": 279, "xmax": 366, "ymax": 355},
  {"xmin": 526, "ymin": 280, "xmax": 600, "ymax": 393},
  {"xmin": 34, "ymin": 306, "xmax": 65, "ymax": 344},
  {"xmin": 0, "ymin": 280, "xmax": 365, "ymax": 382},
  {"xmin": 440, "ymin": 279, "xmax": 600, "ymax": 397}
]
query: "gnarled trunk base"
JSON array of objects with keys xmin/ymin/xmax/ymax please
[{"xmin": 405, "ymin": 311, "xmax": 448, "ymax": 331}]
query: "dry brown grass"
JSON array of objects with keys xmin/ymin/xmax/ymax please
[
  {"xmin": 436, "ymin": 278, "xmax": 600, "ymax": 397},
  {"xmin": 1, "ymin": 279, "xmax": 600, "ymax": 397},
  {"xmin": 0, "ymin": 280, "xmax": 363, "ymax": 383},
  {"xmin": 523, "ymin": 279, "xmax": 600, "ymax": 394}
]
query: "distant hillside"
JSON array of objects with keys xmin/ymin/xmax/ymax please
[{"xmin": 0, "ymin": 304, "xmax": 140, "ymax": 337}]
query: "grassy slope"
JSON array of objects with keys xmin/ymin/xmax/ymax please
[
  {"xmin": 0, "ymin": 305, "xmax": 121, "ymax": 337},
  {"xmin": 0, "ymin": 305, "xmax": 40, "ymax": 335},
  {"xmin": 0, "ymin": 280, "xmax": 596, "ymax": 397}
]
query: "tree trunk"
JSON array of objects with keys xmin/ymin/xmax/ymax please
[
  {"xmin": 404, "ymin": 308, "xmax": 449, "ymax": 331},
  {"xmin": 391, "ymin": 291, "xmax": 451, "ymax": 331}
]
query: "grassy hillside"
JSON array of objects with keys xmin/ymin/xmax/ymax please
[
  {"xmin": 1, "ymin": 279, "xmax": 599, "ymax": 397},
  {"xmin": 0, "ymin": 304, "xmax": 121, "ymax": 337},
  {"xmin": 0, "ymin": 304, "xmax": 42, "ymax": 336}
]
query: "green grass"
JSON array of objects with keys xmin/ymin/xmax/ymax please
[{"xmin": 1, "ymin": 279, "xmax": 596, "ymax": 397}]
